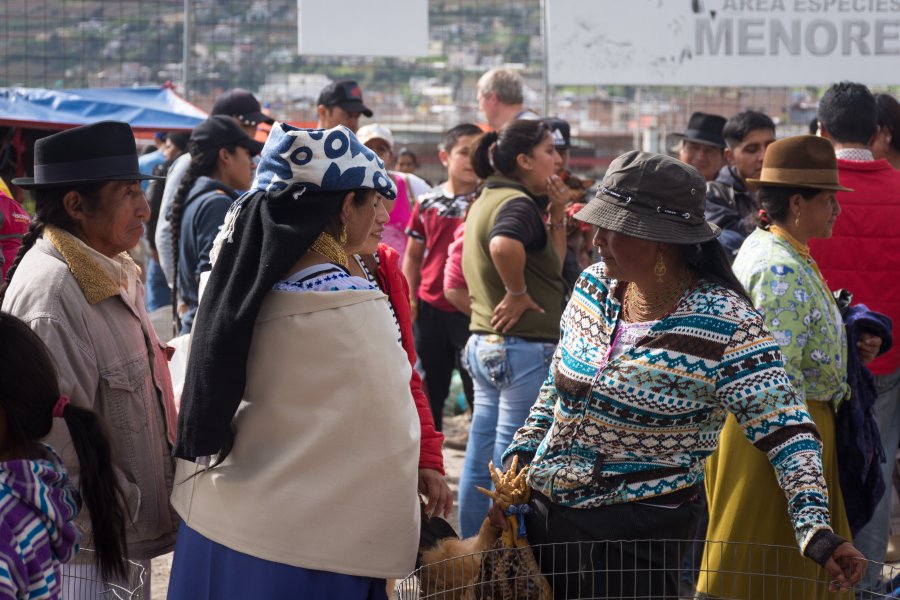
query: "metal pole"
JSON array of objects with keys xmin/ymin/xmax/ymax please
[
  {"xmin": 540, "ymin": 0, "xmax": 550, "ymax": 116},
  {"xmin": 633, "ymin": 86, "xmax": 642, "ymax": 151},
  {"xmin": 183, "ymin": 0, "xmax": 191, "ymax": 99}
]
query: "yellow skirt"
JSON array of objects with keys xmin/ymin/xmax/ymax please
[{"xmin": 697, "ymin": 401, "xmax": 852, "ymax": 600}]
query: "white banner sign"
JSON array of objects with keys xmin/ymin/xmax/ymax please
[
  {"xmin": 547, "ymin": 0, "xmax": 900, "ymax": 86},
  {"xmin": 298, "ymin": 0, "xmax": 428, "ymax": 57}
]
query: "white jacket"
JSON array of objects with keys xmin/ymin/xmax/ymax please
[{"xmin": 172, "ymin": 287, "xmax": 421, "ymax": 578}]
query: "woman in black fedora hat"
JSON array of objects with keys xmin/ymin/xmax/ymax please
[
  {"xmin": 701, "ymin": 135, "xmax": 882, "ymax": 600},
  {"xmin": 492, "ymin": 151, "xmax": 865, "ymax": 599},
  {"xmin": 1, "ymin": 120, "xmax": 180, "ymax": 596}
]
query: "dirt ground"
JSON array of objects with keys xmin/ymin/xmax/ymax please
[{"xmin": 148, "ymin": 413, "xmax": 471, "ymax": 599}]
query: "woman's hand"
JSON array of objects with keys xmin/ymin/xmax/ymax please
[
  {"xmin": 546, "ymin": 174, "xmax": 569, "ymax": 212},
  {"xmin": 824, "ymin": 542, "xmax": 866, "ymax": 592},
  {"xmin": 491, "ymin": 292, "xmax": 545, "ymax": 333},
  {"xmin": 418, "ymin": 468, "xmax": 453, "ymax": 519},
  {"xmin": 857, "ymin": 332, "xmax": 882, "ymax": 365}
]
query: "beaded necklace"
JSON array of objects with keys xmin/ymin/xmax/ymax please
[
  {"xmin": 308, "ymin": 231, "xmax": 348, "ymax": 269},
  {"xmin": 621, "ymin": 272, "xmax": 694, "ymax": 323}
]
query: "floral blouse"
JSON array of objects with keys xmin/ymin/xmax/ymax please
[{"xmin": 733, "ymin": 228, "xmax": 850, "ymax": 409}]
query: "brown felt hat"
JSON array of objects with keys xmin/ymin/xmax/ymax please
[
  {"xmin": 747, "ymin": 135, "xmax": 853, "ymax": 192},
  {"xmin": 574, "ymin": 151, "xmax": 720, "ymax": 244}
]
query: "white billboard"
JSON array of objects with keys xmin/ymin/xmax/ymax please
[
  {"xmin": 298, "ymin": 0, "xmax": 428, "ymax": 57},
  {"xmin": 547, "ymin": 0, "xmax": 900, "ymax": 86}
]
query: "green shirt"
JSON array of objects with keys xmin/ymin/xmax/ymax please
[
  {"xmin": 461, "ymin": 176, "xmax": 566, "ymax": 341},
  {"xmin": 733, "ymin": 228, "xmax": 850, "ymax": 410}
]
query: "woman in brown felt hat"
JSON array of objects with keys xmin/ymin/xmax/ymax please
[
  {"xmin": 700, "ymin": 135, "xmax": 880, "ymax": 599},
  {"xmin": 494, "ymin": 150, "xmax": 865, "ymax": 599}
]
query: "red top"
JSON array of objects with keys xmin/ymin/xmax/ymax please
[
  {"xmin": 443, "ymin": 221, "xmax": 467, "ymax": 292},
  {"xmin": 809, "ymin": 158, "xmax": 900, "ymax": 376},
  {"xmin": 0, "ymin": 191, "xmax": 30, "ymax": 281},
  {"xmin": 375, "ymin": 243, "xmax": 445, "ymax": 474},
  {"xmin": 405, "ymin": 186, "xmax": 475, "ymax": 312}
]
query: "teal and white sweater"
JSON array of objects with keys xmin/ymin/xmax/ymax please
[{"xmin": 504, "ymin": 262, "xmax": 833, "ymax": 551}]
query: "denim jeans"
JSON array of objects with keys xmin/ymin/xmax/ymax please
[
  {"xmin": 855, "ymin": 368, "xmax": 900, "ymax": 596},
  {"xmin": 457, "ymin": 334, "xmax": 556, "ymax": 537},
  {"xmin": 144, "ymin": 257, "xmax": 171, "ymax": 313}
]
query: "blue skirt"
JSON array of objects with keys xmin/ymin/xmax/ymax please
[{"xmin": 167, "ymin": 522, "xmax": 389, "ymax": 600}]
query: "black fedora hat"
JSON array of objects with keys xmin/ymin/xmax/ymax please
[
  {"xmin": 673, "ymin": 112, "xmax": 727, "ymax": 148},
  {"xmin": 13, "ymin": 121, "xmax": 163, "ymax": 190}
]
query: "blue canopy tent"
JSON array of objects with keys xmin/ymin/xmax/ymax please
[
  {"xmin": 0, "ymin": 85, "xmax": 207, "ymax": 132},
  {"xmin": 0, "ymin": 86, "xmax": 207, "ymax": 197}
]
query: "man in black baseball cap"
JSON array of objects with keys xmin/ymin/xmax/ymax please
[
  {"xmin": 543, "ymin": 117, "xmax": 571, "ymax": 171},
  {"xmin": 212, "ymin": 88, "xmax": 274, "ymax": 135},
  {"xmin": 316, "ymin": 80, "xmax": 372, "ymax": 133},
  {"xmin": 188, "ymin": 115, "xmax": 265, "ymax": 158},
  {"xmin": 155, "ymin": 88, "xmax": 271, "ymax": 286}
]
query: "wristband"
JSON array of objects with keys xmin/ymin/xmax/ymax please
[
  {"xmin": 505, "ymin": 285, "xmax": 528, "ymax": 297},
  {"xmin": 548, "ymin": 216, "xmax": 568, "ymax": 230}
]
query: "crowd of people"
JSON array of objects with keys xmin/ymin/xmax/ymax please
[{"xmin": 0, "ymin": 68, "xmax": 897, "ymax": 599}]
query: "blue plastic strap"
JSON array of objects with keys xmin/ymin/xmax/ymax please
[{"xmin": 506, "ymin": 504, "xmax": 531, "ymax": 537}]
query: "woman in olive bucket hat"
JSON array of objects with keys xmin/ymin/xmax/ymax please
[
  {"xmin": 701, "ymin": 135, "xmax": 881, "ymax": 600},
  {"xmin": 167, "ymin": 123, "xmax": 420, "ymax": 599},
  {"xmin": 494, "ymin": 150, "xmax": 865, "ymax": 598}
]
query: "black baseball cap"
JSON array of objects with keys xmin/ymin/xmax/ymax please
[
  {"xmin": 189, "ymin": 115, "xmax": 265, "ymax": 157},
  {"xmin": 543, "ymin": 117, "xmax": 571, "ymax": 150},
  {"xmin": 212, "ymin": 88, "xmax": 274, "ymax": 127},
  {"xmin": 317, "ymin": 80, "xmax": 373, "ymax": 117}
]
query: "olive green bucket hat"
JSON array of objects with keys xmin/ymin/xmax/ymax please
[{"xmin": 574, "ymin": 151, "xmax": 720, "ymax": 244}]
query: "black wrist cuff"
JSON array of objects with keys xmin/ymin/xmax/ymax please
[{"xmin": 804, "ymin": 529, "xmax": 846, "ymax": 566}]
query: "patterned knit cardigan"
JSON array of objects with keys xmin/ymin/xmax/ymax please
[{"xmin": 504, "ymin": 262, "xmax": 834, "ymax": 552}]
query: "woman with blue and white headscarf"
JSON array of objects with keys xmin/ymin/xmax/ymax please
[{"xmin": 168, "ymin": 124, "xmax": 419, "ymax": 599}]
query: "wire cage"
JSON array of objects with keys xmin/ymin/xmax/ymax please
[
  {"xmin": 397, "ymin": 539, "xmax": 899, "ymax": 600},
  {"xmin": 59, "ymin": 549, "xmax": 146, "ymax": 599}
]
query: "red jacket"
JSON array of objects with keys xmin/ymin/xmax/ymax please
[
  {"xmin": 375, "ymin": 243, "xmax": 445, "ymax": 474},
  {"xmin": 809, "ymin": 158, "xmax": 900, "ymax": 376}
]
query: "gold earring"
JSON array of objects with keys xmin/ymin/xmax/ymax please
[
  {"xmin": 795, "ymin": 214, "xmax": 800, "ymax": 228},
  {"xmin": 654, "ymin": 250, "xmax": 667, "ymax": 283},
  {"xmin": 338, "ymin": 223, "xmax": 348, "ymax": 245}
]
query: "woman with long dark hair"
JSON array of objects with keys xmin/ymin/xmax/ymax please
[
  {"xmin": 169, "ymin": 115, "xmax": 263, "ymax": 334},
  {"xmin": 168, "ymin": 123, "xmax": 419, "ymax": 599},
  {"xmin": 457, "ymin": 119, "xmax": 570, "ymax": 536},
  {"xmin": 498, "ymin": 151, "xmax": 865, "ymax": 599}
]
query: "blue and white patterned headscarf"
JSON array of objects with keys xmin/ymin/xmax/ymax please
[
  {"xmin": 211, "ymin": 123, "xmax": 397, "ymax": 266},
  {"xmin": 252, "ymin": 122, "xmax": 397, "ymax": 199},
  {"xmin": 178, "ymin": 124, "xmax": 400, "ymax": 460}
]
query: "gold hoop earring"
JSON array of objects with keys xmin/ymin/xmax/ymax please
[
  {"xmin": 654, "ymin": 250, "xmax": 667, "ymax": 283},
  {"xmin": 338, "ymin": 223, "xmax": 348, "ymax": 246}
]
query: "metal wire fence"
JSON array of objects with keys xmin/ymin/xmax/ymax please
[
  {"xmin": 59, "ymin": 549, "xmax": 146, "ymax": 599},
  {"xmin": 398, "ymin": 539, "xmax": 899, "ymax": 600}
]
